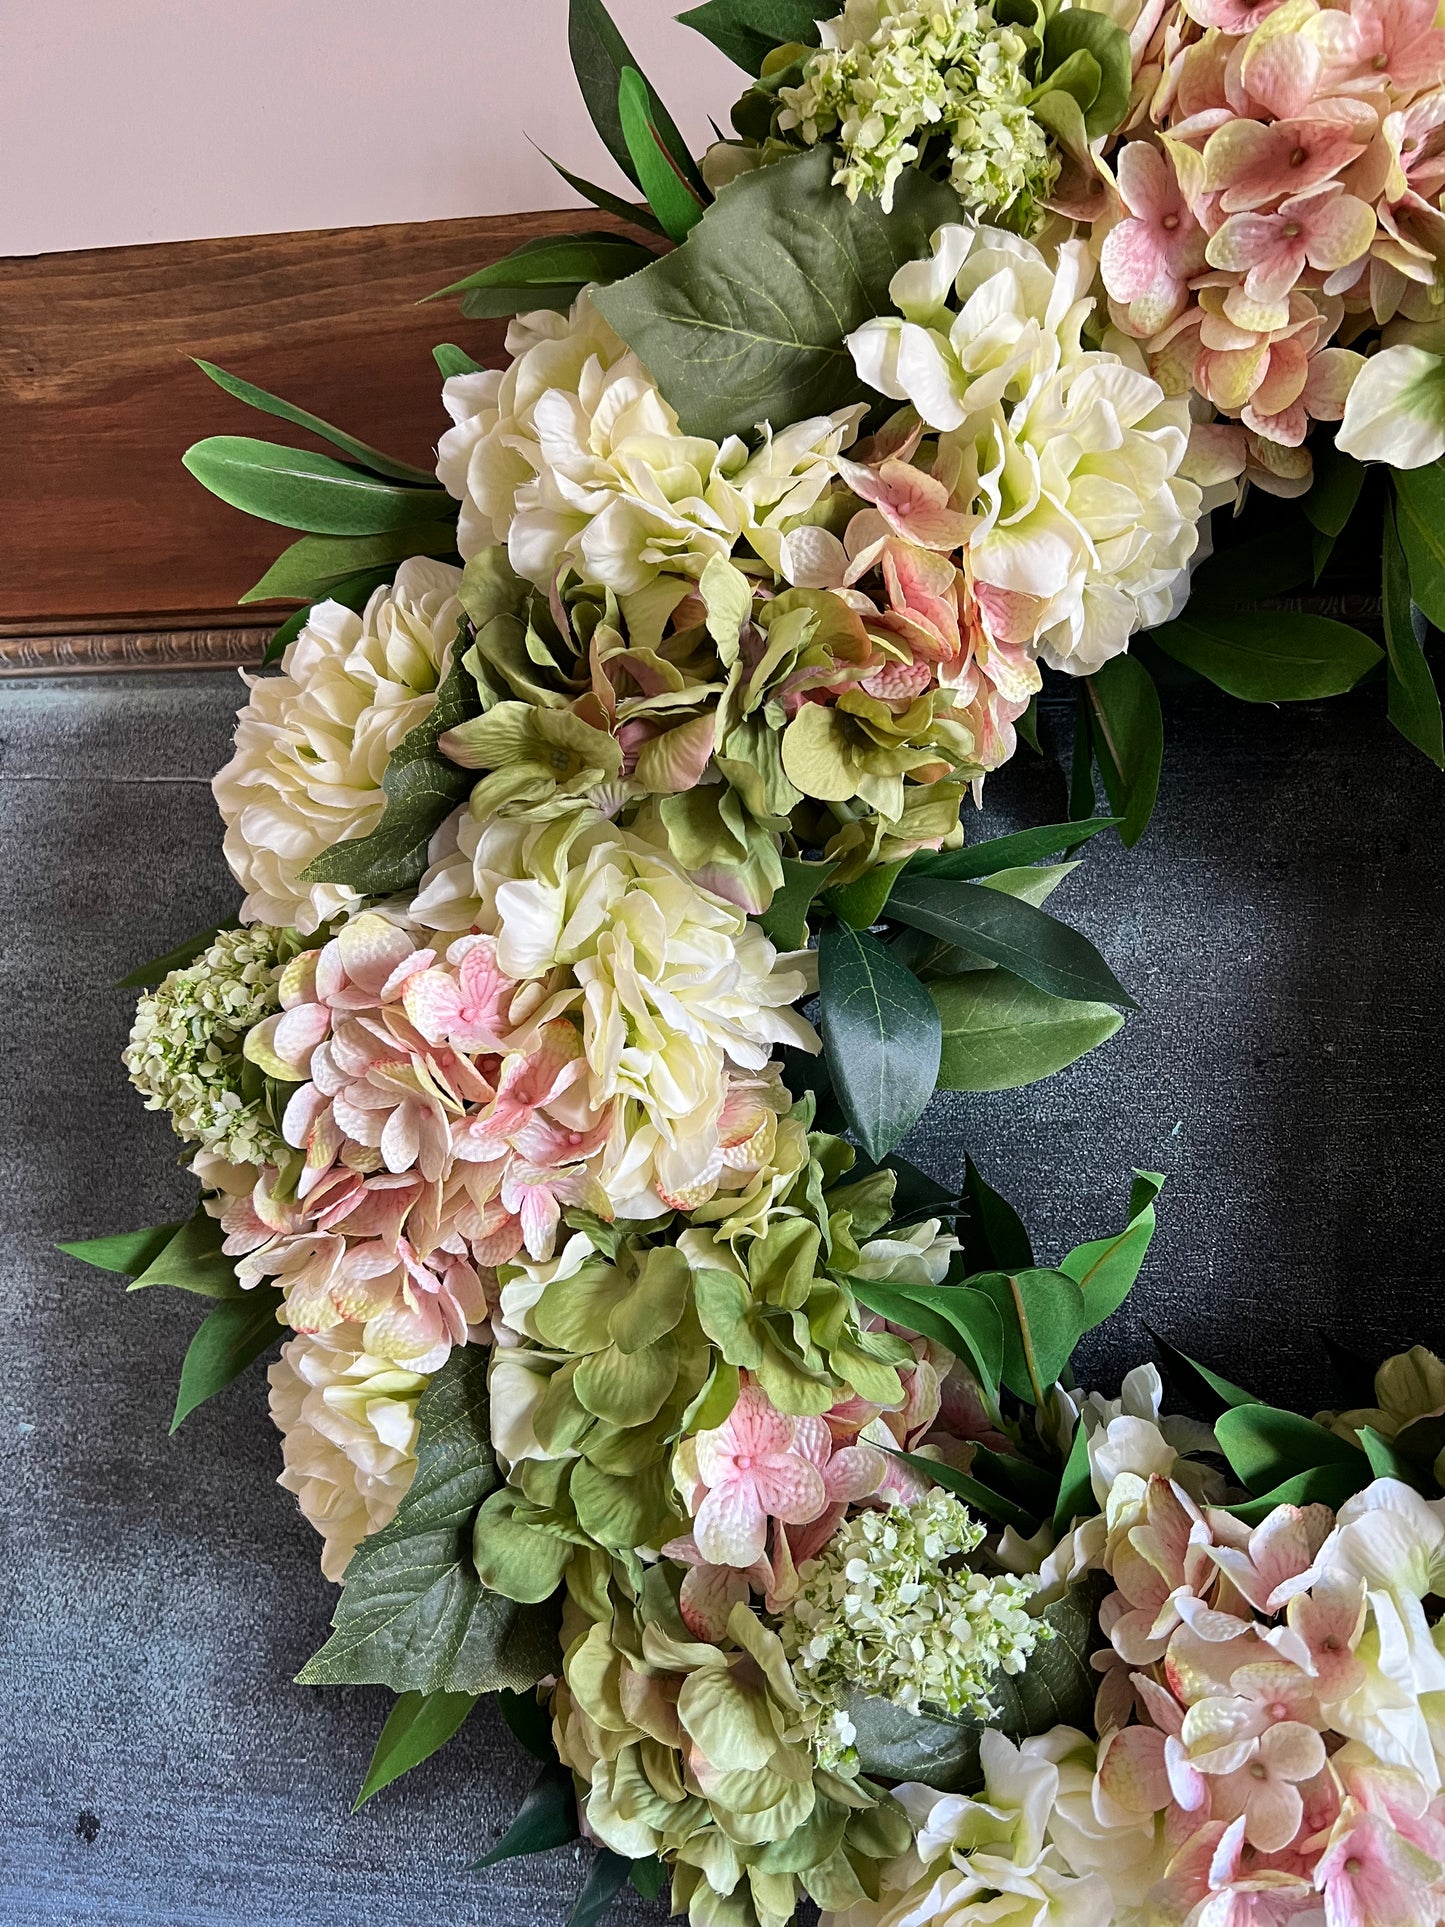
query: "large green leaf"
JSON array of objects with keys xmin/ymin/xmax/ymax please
[
  {"xmin": 183, "ymin": 436, "xmax": 454, "ymax": 536},
  {"xmin": 57, "ymin": 1221, "xmax": 183, "ymax": 1278},
  {"xmin": 1149, "ymin": 1331, "xmax": 1257, "ymax": 1414},
  {"xmin": 1149, "ymin": 610, "xmax": 1383, "ymax": 701},
  {"xmin": 679, "ymin": 0, "xmax": 831, "ymax": 71},
  {"xmin": 1084, "ymin": 655, "xmax": 1162, "ymax": 848},
  {"xmin": 131, "ymin": 1205, "xmax": 246, "ymax": 1300},
  {"xmin": 905, "ymin": 817, "xmax": 1120, "ymax": 882},
  {"xmin": 1188, "ymin": 525, "xmax": 1314, "ymax": 611},
  {"xmin": 354, "ymin": 1691, "xmax": 477, "ymax": 1810},
  {"xmin": 817, "ymin": 923, "xmax": 941, "ymax": 1161},
  {"xmin": 302, "ymin": 638, "xmax": 481, "ymax": 896},
  {"xmin": 1303, "ymin": 441, "xmax": 1365, "ymax": 541},
  {"xmin": 171, "ymin": 1287, "xmax": 286, "ymax": 1432},
  {"xmin": 961, "ymin": 1156, "xmax": 1033, "ymax": 1274},
  {"xmin": 1383, "ymin": 497, "xmax": 1445, "ymax": 768},
  {"xmin": 594, "ymin": 147, "xmax": 961, "ymax": 440},
  {"xmin": 847, "ymin": 1586, "xmax": 1097, "ymax": 1791},
  {"xmin": 974, "ymin": 1268, "xmax": 1087, "ymax": 1405},
  {"xmin": 260, "ymin": 567, "xmax": 395, "ymax": 666},
  {"xmin": 429, "ymin": 232, "xmax": 655, "ymax": 318},
  {"xmin": 298, "ymin": 1347, "xmax": 560, "ymax": 1693},
  {"xmin": 472, "ymin": 1760, "xmax": 579, "ymax": 1868},
  {"xmin": 932, "ymin": 973, "xmax": 1122, "ymax": 1091},
  {"xmin": 619, "ymin": 67, "xmax": 706, "ymax": 243},
  {"xmin": 192, "ymin": 360, "xmax": 435, "ymax": 483},
  {"xmin": 1229, "ymin": 1463, "xmax": 1371, "ymax": 1525},
  {"xmin": 569, "ymin": 1849, "xmax": 635, "ymax": 1927},
  {"xmin": 240, "ymin": 525, "xmax": 460, "ymax": 605},
  {"xmin": 888, "ymin": 877, "xmax": 1134, "ymax": 1009},
  {"xmin": 568, "ymin": 0, "xmax": 703, "ymax": 194},
  {"xmin": 1215, "ymin": 1401, "xmax": 1368, "ymax": 1495},
  {"xmin": 849, "ymin": 1277, "xmax": 1005, "ymax": 1394},
  {"xmin": 1394, "ymin": 463, "xmax": 1445, "ymax": 632},
  {"xmin": 1061, "ymin": 1172, "xmax": 1165, "ymax": 1330}
]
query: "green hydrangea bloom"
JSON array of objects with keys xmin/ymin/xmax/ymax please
[
  {"xmin": 780, "ymin": 0, "xmax": 1057, "ymax": 227},
  {"xmin": 779, "ymin": 1490, "xmax": 1046, "ymax": 1770},
  {"xmin": 123, "ymin": 925, "xmax": 300, "ymax": 1165}
]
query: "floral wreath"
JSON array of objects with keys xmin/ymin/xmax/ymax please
[{"xmin": 65, "ymin": 3, "xmax": 1445, "ymax": 1925}]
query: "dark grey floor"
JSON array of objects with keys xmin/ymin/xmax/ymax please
[{"xmin": 2, "ymin": 669, "xmax": 1440, "ymax": 1924}]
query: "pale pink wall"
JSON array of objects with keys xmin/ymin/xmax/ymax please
[{"xmin": 1, "ymin": 0, "xmax": 738, "ymax": 256}]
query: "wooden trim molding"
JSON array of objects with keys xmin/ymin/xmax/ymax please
[{"xmin": 0, "ymin": 628, "xmax": 266, "ymax": 679}]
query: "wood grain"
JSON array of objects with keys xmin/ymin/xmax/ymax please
[{"xmin": 0, "ymin": 210, "xmax": 607, "ymax": 633}]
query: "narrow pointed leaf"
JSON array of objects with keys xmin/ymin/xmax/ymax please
[
  {"xmin": 568, "ymin": 1848, "xmax": 634, "ymax": 1927},
  {"xmin": 1383, "ymin": 498, "xmax": 1445, "ymax": 767},
  {"xmin": 906, "ymin": 817, "xmax": 1120, "ymax": 881},
  {"xmin": 1396, "ymin": 463, "xmax": 1445, "ymax": 631},
  {"xmin": 131, "ymin": 1205, "xmax": 246, "ymax": 1299},
  {"xmin": 471, "ymin": 1760, "xmax": 578, "ymax": 1868},
  {"xmin": 1069, "ymin": 692, "xmax": 1096, "ymax": 819},
  {"xmin": 57, "ymin": 1222, "xmax": 183, "ymax": 1278},
  {"xmin": 618, "ymin": 68, "xmax": 705, "ymax": 243},
  {"xmin": 429, "ymin": 232, "xmax": 654, "ymax": 312},
  {"xmin": 498, "ymin": 1687, "xmax": 556, "ymax": 1763},
  {"xmin": 889, "ymin": 877, "xmax": 1134, "ymax": 1009},
  {"xmin": 433, "ymin": 344, "xmax": 484, "ymax": 378},
  {"xmin": 1149, "ymin": 610, "xmax": 1382, "ymax": 702},
  {"xmin": 818, "ymin": 923, "xmax": 941, "ymax": 1161},
  {"xmin": 758, "ymin": 855, "xmax": 837, "ymax": 948},
  {"xmin": 1062, "ymin": 1172, "xmax": 1165, "ymax": 1329},
  {"xmin": 171, "ymin": 1287, "xmax": 285, "ymax": 1431},
  {"xmin": 192, "ymin": 360, "xmax": 435, "ymax": 483},
  {"xmin": 961, "ymin": 1157, "xmax": 1033, "ymax": 1273},
  {"xmin": 116, "ymin": 925, "xmax": 225, "ymax": 988},
  {"xmin": 568, "ymin": 0, "xmax": 703, "ymax": 194},
  {"xmin": 1052, "ymin": 1418, "xmax": 1094, "ymax": 1534},
  {"xmin": 184, "ymin": 436, "xmax": 453, "ymax": 537},
  {"xmin": 261, "ymin": 567, "xmax": 395, "ymax": 666},
  {"xmin": 541, "ymin": 151, "xmax": 668, "ymax": 236},
  {"xmin": 1302, "ymin": 441, "xmax": 1365, "ymax": 540},
  {"xmin": 890, "ymin": 1449, "xmax": 1036, "ymax": 1532},
  {"xmin": 240, "ymin": 526, "xmax": 460, "ymax": 605},
  {"xmin": 1085, "ymin": 654, "xmax": 1162, "ymax": 848},
  {"xmin": 354, "ymin": 1691, "xmax": 477, "ymax": 1810},
  {"xmin": 1149, "ymin": 1331, "xmax": 1257, "ymax": 1414}
]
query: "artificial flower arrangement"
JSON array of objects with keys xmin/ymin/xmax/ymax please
[{"xmin": 60, "ymin": 0, "xmax": 1445, "ymax": 1923}]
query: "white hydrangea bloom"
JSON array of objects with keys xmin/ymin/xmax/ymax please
[
  {"xmin": 435, "ymin": 290, "xmax": 863, "ymax": 594},
  {"xmin": 213, "ymin": 557, "xmax": 464, "ymax": 932},
  {"xmin": 267, "ymin": 1327, "xmax": 429, "ymax": 1582}
]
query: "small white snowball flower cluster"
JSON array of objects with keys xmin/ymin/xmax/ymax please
[
  {"xmin": 124, "ymin": 925, "xmax": 298, "ymax": 1166},
  {"xmin": 780, "ymin": 1489, "xmax": 1045, "ymax": 1770}
]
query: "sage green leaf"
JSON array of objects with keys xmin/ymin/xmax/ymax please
[
  {"xmin": 239, "ymin": 525, "xmax": 460, "ymax": 604},
  {"xmin": 131, "ymin": 1205, "xmax": 246, "ymax": 1299},
  {"xmin": 429, "ymin": 232, "xmax": 655, "ymax": 315},
  {"xmin": 569, "ymin": 1849, "xmax": 634, "ymax": 1927},
  {"xmin": 298, "ymin": 1348, "xmax": 560, "ymax": 1693},
  {"xmin": 679, "ymin": 0, "xmax": 831, "ymax": 71},
  {"xmin": 353, "ymin": 1690, "xmax": 477, "ymax": 1811},
  {"xmin": 261, "ymin": 566, "xmax": 395, "ymax": 666},
  {"xmin": 847, "ymin": 1586, "xmax": 1097, "ymax": 1791},
  {"xmin": 906, "ymin": 818, "xmax": 1120, "ymax": 881},
  {"xmin": 569, "ymin": 0, "xmax": 703, "ymax": 195},
  {"xmin": 758, "ymin": 855, "xmax": 838, "ymax": 948},
  {"xmin": 891, "ymin": 1449, "xmax": 1035, "ymax": 1532},
  {"xmin": 1393, "ymin": 463, "xmax": 1445, "ymax": 632},
  {"xmin": 1085, "ymin": 655, "xmax": 1162, "ymax": 848},
  {"xmin": 541, "ymin": 151, "xmax": 667, "ymax": 237},
  {"xmin": 57, "ymin": 1221, "xmax": 183, "ymax": 1278},
  {"xmin": 1062, "ymin": 1172, "xmax": 1165, "ymax": 1330},
  {"xmin": 472, "ymin": 1760, "xmax": 579, "ymax": 1869},
  {"xmin": 115, "ymin": 926, "xmax": 225, "ymax": 988},
  {"xmin": 183, "ymin": 436, "xmax": 454, "ymax": 536},
  {"xmin": 1040, "ymin": 8, "xmax": 1131, "ymax": 136},
  {"xmin": 1383, "ymin": 498, "xmax": 1445, "ymax": 768},
  {"xmin": 975, "ymin": 1268, "xmax": 1087, "ymax": 1405},
  {"xmin": 1052, "ymin": 1418, "xmax": 1094, "ymax": 1535},
  {"xmin": 1229, "ymin": 1463, "xmax": 1372, "ymax": 1526},
  {"xmin": 1150, "ymin": 1332, "xmax": 1257, "ymax": 1413},
  {"xmin": 192, "ymin": 360, "xmax": 435, "ymax": 484},
  {"xmin": 933, "ymin": 972, "xmax": 1122, "ymax": 1091},
  {"xmin": 825, "ymin": 858, "xmax": 908, "ymax": 929},
  {"xmin": 1303, "ymin": 441, "xmax": 1365, "ymax": 540},
  {"xmin": 619, "ymin": 67, "xmax": 705, "ymax": 243},
  {"xmin": 594, "ymin": 147, "xmax": 961, "ymax": 440},
  {"xmin": 818, "ymin": 924, "xmax": 941, "ymax": 1161},
  {"xmin": 171, "ymin": 1287, "xmax": 285, "ymax": 1432},
  {"xmin": 888, "ymin": 877, "xmax": 1135, "ymax": 1009},
  {"xmin": 1215, "ymin": 1402, "xmax": 1368, "ymax": 1495},
  {"xmin": 1149, "ymin": 611, "xmax": 1383, "ymax": 701},
  {"xmin": 302, "ymin": 639, "xmax": 479, "ymax": 895},
  {"xmin": 434, "ymin": 343, "xmax": 483, "ymax": 378}
]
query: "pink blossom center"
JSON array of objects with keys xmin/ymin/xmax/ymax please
[
  {"xmin": 1162, "ymin": 213, "xmax": 1180, "ymax": 231},
  {"xmin": 1289, "ymin": 148, "xmax": 1305, "ymax": 166}
]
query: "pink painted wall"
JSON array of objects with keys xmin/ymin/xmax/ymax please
[{"xmin": 1, "ymin": 0, "xmax": 738, "ymax": 256}]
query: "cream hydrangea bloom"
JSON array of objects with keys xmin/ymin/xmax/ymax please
[
  {"xmin": 435, "ymin": 290, "xmax": 863, "ymax": 593},
  {"xmin": 848, "ymin": 225, "xmax": 1202, "ymax": 673},
  {"xmin": 213, "ymin": 557, "xmax": 464, "ymax": 932},
  {"xmin": 266, "ymin": 1326, "xmax": 429, "ymax": 1581}
]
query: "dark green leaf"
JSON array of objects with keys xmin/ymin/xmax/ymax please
[
  {"xmin": 1311, "ymin": 526, "xmax": 1335, "ymax": 585},
  {"xmin": 569, "ymin": 1848, "xmax": 634, "ymax": 1927},
  {"xmin": 472, "ymin": 1760, "xmax": 578, "ymax": 1869},
  {"xmin": 131, "ymin": 1205, "xmax": 245, "ymax": 1300},
  {"xmin": 302, "ymin": 638, "xmax": 481, "ymax": 896},
  {"xmin": 1040, "ymin": 8, "xmax": 1131, "ymax": 136},
  {"xmin": 594, "ymin": 147, "xmax": 961, "ymax": 440},
  {"xmin": 1303, "ymin": 441, "xmax": 1365, "ymax": 540},
  {"xmin": 498, "ymin": 1687, "xmax": 556, "ymax": 1763},
  {"xmin": 932, "ymin": 972, "xmax": 1123, "ymax": 1091},
  {"xmin": 619, "ymin": 67, "xmax": 705, "ymax": 243},
  {"xmin": 434, "ymin": 344, "xmax": 484, "ymax": 378},
  {"xmin": 818, "ymin": 923, "xmax": 941, "ymax": 1160},
  {"xmin": 1016, "ymin": 695, "xmax": 1042, "ymax": 755},
  {"xmin": 975, "ymin": 1268, "xmax": 1087, "ymax": 1405},
  {"xmin": 758, "ymin": 856, "xmax": 837, "ymax": 948},
  {"xmin": 430, "ymin": 233, "xmax": 655, "ymax": 312},
  {"xmin": 192, "ymin": 360, "xmax": 435, "ymax": 484},
  {"xmin": 1383, "ymin": 497, "xmax": 1445, "ymax": 768},
  {"xmin": 629, "ymin": 1857, "xmax": 668, "ymax": 1901},
  {"xmin": 906, "ymin": 818, "xmax": 1120, "ymax": 882},
  {"xmin": 848, "ymin": 1585, "xmax": 1097, "ymax": 1790},
  {"xmin": 298, "ymin": 1348, "xmax": 559, "ymax": 1692},
  {"xmin": 1229, "ymin": 1463, "xmax": 1372, "ymax": 1525},
  {"xmin": 1357, "ymin": 1425, "xmax": 1419, "ymax": 1487},
  {"xmin": 116, "ymin": 925, "xmax": 225, "ymax": 988},
  {"xmin": 890, "ymin": 1449, "xmax": 1035, "ymax": 1532},
  {"xmin": 849, "ymin": 1277, "xmax": 1004, "ymax": 1394},
  {"xmin": 1052, "ymin": 1418, "xmax": 1094, "ymax": 1535},
  {"xmin": 1149, "ymin": 1331, "xmax": 1257, "ymax": 1414},
  {"xmin": 1393, "ymin": 463, "xmax": 1445, "ymax": 631},
  {"xmin": 825, "ymin": 857, "xmax": 907, "ymax": 929},
  {"xmin": 888, "ymin": 877, "xmax": 1134, "ymax": 1009},
  {"xmin": 1149, "ymin": 611, "xmax": 1383, "ymax": 702},
  {"xmin": 568, "ymin": 0, "xmax": 702, "ymax": 194},
  {"xmin": 261, "ymin": 566, "xmax": 395, "ymax": 667},
  {"xmin": 1061, "ymin": 1172, "xmax": 1165, "ymax": 1330},
  {"xmin": 1068, "ymin": 692, "xmax": 1096, "ymax": 820},
  {"xmin": 1188, "ymin": 524, "xmax": 1314, "ymax": 610},
  {"xmin": 541, "ymin": 152, "xmax": 668, "ymax": 237},
  {"xmin": 1085, "ymin": 655, "xmax": 1162, "ymax": 848},
  {"xmin": 183, "ymin": 436, "xmax": 453, "ymax": 536},
  {"xmin": 57, "ymin": 1221, "xmax": 183, "ymax": 1277},
  {"xmin": 961, "ymin": 1156, "xmax": 1033, "ymax": 1273},
  {"xmin": 1215, "ymin": 1401, "xmax": 1367, "ymax": 1494},
  {"xmin": 240, "ymin": 526, "xmax": 460, "ymax": 605},
  {"xmin": 354, "ymin": 1691, "xmax": 477, "ymax": 1810},
  {"xmin": 171, "ymin": 1287, "xmax": 285, "ymax": 1431},
  {"xmin": 679, "ymin": 0, "xmax": 831, "ymax": 71},
  {"xmin": 969, "ymin": 1442, "xmax": 1058, "ymax": 1512}
]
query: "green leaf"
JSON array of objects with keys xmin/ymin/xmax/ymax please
[
  {"xmin": 183, "ymin": 436, "xmax": 454, "ymax": 537},
  {"xmin": 57, "ymin": 1221, "xmax": 183, "ymax": 1277},
  {"xmin": 961, "ymin": 1157, "xmax": 1033, "ymax": 1273},
  {"xmin": 847, "ymin": 1585, "xmax": 1097, "ymax": 1791},
  {"xmin": 906, "ymin": 818, "xmax": 1120, "ymax": 882},
  {"xmin": 434, "ymin": 344, "xmax": 484, "ymax": 378},
  {"xmin": 497, "ymin": 1687, "xmax": 556, "ymax": 1763},
  {"xmin": 192, "ymin": 360, "xmax": 435, "ymax": 484},
  {"xmin": 541, "ymin": 152, "xmax": 668, "ymax": 237},
  {"xmin": 1229, "ymin": 1463, "xmax": 1372, "ymax": 1526},
  {"xmin": 430, "ymin": 232, "xmax": 655, "ymax": 316},
  {"xmin": 974, "ymin": 1268, "xmax": 1088, "ymax": 1405},
  {"xmin": 302, "ymin": 638, "xmax": 481, "ymax": 895},
  {"xmin": 1040, "ymin": 8, "xmax": 1131, "ymax": 136},
  {"xmin": 933, "ymin": 972, "xmax": 1123, "ymax": 1092},
  {"xmin": 817, "ymin": 923, "xmax": 941, "ymax": 1161},
  {"xmin": 1303, "ymin": 441, "xmax": 1365, "ymax": 540},
  {"xmin": 594, "ymin": 147, "xmax": 961, "ymax": 440},
  {"xmin": 354, "ymin": 1691, "xmax": 477, "ymax": 1810},
  {"xmin": 1214, "ymin": 1401, "xmax": 1367, "ymax": 1495},
  {"xmin": 1061, "ymin": 1172, "xmax": 1165, "ymax": 1330},
  {"xmin": 1149, "ymin": 1331, "xmax": 1257, "ymax": 1413},
  {"xmin": 758, "ymin": 856, "xmax": 837, "ymax": 948},
  {"xmin": 1069, "ymin": 690, "xmax": 1096, "ymax": 820},
  {"xmin": 630, "ymin": 1857, "xmax": 668, "ymax": 1901},
  {"xmin": 891, "ymin": 1448, "xmax": 1035, "ymax": 1532},
  {"xmin": 1188, "ymin": 524, "xmax": 1314, "ymax": 610},
  {"xmin": 1085, "ymin": 655, "xmax": 1162, "ymax": 849},
  {"xmin": 568, "ymin": 0, "xmax": 703, "ymax": 194},
  {"xmin": 569, "ymin": 1849, "xmax": 634, "ymax": 1927},
  {"xmin": 679, "ymin": 0, "xmax": 831, "ymax": 71},
  {"xmin": 1383, "ymin": 497, "xmax": 1445, "ymax": 768},
  {"xmin": 1149, "ymin": 611, "xmax": 1383, "ymax": 702},
  {"xmin": 131, "ymin": 1205, "xmax": 246, "ymax": 1300},
  {"xmin": 825, "ymin": 857, "xmax": 908, "ymax": 929},
  {"xmin": 298, "ymin": 1348, "xmax": 560, "ymax": 1693},
  {"xmin": 240, "ymin": 526, "xmax": 460, "ymax": 605},
  {"xmin": 619, "ymin": 67, "xmax": 705, "ymax": 243},
  {"xmin": 849, "ymin": 1278, "xmax": 1004, "ymax": 1394},
  {"xmin": 472, "ymin": 1760, "xmax": 578, "ymax": 1869},
  {"xmin": 116, "ymin": 925, "xmax": 225, "ymax": 988},
  {"xmin": 888, "ymin": 877, "xmax": 1134, "ymax": 1009},
  {"xmin": 1393, "ymin": 463, "xmax": 1445, "ymax": 632},
  {"xmin": 1052, "ymin": 1418, "xmax": 1094, "ymax": 1535},
  {"xmin": 171, "ymin": 1287, "xmax": 285, "ymax": 1432},
  {"xmin": 260, "ymin": 566, "xmax": 395, "ymax": 667}
]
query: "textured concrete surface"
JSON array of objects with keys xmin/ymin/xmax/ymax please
[{"xmin": 2, "ymin": 669, "xmax": 1441, "ymax": 1924}]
